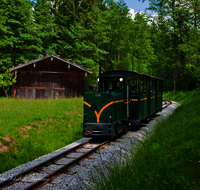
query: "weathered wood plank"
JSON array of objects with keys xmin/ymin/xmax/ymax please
[
  {"xmin": 59, "ymin": 90, "xmax": 65, "ymax": 98},
  {"xmin": 36, "ymin": 89, "xmax": 45, "ymax": 99},
  {"xmin": 17, "ymin": 71, "xmax": 84, "ymax": 75},
  {"xmin": 40, "ymin": 73, "xmax": 42, "ymax": 87},
  {"xmin": 54, "ymin": 89, "xmax": 59, "ymax": 99},
  {"xmin": 16, "ymin": 87, "xmax": 45, "ymax": 89},
  {"xmin": 53, "ymin": 88, "xmax": 65, "ymax": 90}
]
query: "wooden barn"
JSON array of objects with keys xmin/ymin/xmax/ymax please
[{"xmin": 11, "ymin": 54, "xmax": 93, "ymax": 99}]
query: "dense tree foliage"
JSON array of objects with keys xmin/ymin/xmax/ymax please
[
  {"xmin": 147, "ymin": 0, "xmax": 200, "ymax": 90},
  {"xmin": 0, "ymin": 0, "xmax": 199, "ymax": 93}
]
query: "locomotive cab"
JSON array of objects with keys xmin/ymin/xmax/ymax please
[{"xmin": 83, "ymin": 77, "xmax": 130, "ymax": 138}]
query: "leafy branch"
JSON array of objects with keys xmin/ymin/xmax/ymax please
[{"xmin": 0, "ymin": 69, "xmax": 17, "ymax": 99}]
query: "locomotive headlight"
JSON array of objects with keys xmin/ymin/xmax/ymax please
[
  {"xmin": 119, "ymin": 78, "xmax": 123, "ymax": 82},
  {"xmin": 97, "ymin": 77, "xmax": 99, "ymax": 81}
]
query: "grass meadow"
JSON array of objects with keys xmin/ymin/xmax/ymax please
[
  {"xmin": 90, "ymin": 88, "xmax": 200, "ymax": 190},
  {"xmin": 0, "ymin": 98, "xmax": 83, "ymax": 174}
]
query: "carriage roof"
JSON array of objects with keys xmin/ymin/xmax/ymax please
[{"xmin": 100, "ymin": 70, "xmax": 163, "ymax": 80}]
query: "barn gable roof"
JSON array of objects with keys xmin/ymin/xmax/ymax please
[{"xmin": 11, "ymin": 54, "xmax": 93, "ymax": 74}]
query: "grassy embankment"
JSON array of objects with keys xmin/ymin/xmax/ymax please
[
  {"xmin": 0, "ymin": 98, "xmax": 83, "ymax": 174},
  {"xmin": 91, "ymin": 88, "xmax": 200, "ymax": 190}
]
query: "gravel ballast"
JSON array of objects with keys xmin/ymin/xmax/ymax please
[{"xmin": 0, "ymin": 101, "xmax": 180, "ymax": 189}]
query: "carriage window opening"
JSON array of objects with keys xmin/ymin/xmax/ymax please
[
  {"xmin": 155, "ymin": 79, "xmax": 158, "ymax": 93},
  {"xmin": 136, "ymin": 79, "xmax": 138, "ymax": 93},
  {"xmin": 143, "ymin": 78, "xmax": 145, "ymax": 94},
  {"xmin": 146, "ymin": 78, "xmax": 148, "ymax": 94},
  {"xmin": 132, "ymin": 79, "xmax": 137, "ymax": 93},
  {"xmin": 140, "ymin": 79, "xmax": 145, "ymax": 94},
  {"xmin": 147, "ymin": 77, "xmax": 150, "ymax": 94},
  {"xmin": 158, "ymin": 80, "xmax": 161, "ymax": 92},
  {"xmin": 137, "ymin": 79, "xmax": 139, "ymax": 93},
  {"xmin": 134, "ymin": 80, "xmax": 137, "ymax": 92},
  {"xmin": 140, "ymin": 80, "xmax": 143, "ymax": 93},
  {"xmin": 152, "ymin": 79, "xmax": 156, "ymax": 93},
  {"xmin": 130, "ymin": 76, "xmax": 139, "ymax": 93},
  {"xmin": 145, "ymin": 78, "xmax": 148, "ymax": 94},
  {"xmin": 160, "ymin": 81, "xmax": 162, "ymax": 92},
  {"xmin": 143, "ymin": 77, "xmax": 147, "ymax": 94}
]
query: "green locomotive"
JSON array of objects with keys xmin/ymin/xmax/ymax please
[{"xmin": 83, "ymin": 70, "xmax": 163, "ymax": 138}]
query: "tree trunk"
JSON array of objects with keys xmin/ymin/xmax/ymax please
[
  {"xmin": 132, "ymin": 30, "xmax": 136, "ymax": 71},
  {"xmin": 194, "ymin": 0, "xmax": 197, "ymax": 28},
  {"xmin": 3, "ymin": 86, "xmax": 8, "ymax": 99},
  {"xmin": 174, "ymin": 23, "xmax": 178, "ymax": 91},
  {"xmin": 97, "ymin": 32, "xmax": 99, "ymax": 64},
  {"xmin": 132, "ymin": 48, "xmax": 134, "ymax": 72},
  {"xmin": 174, "ymin": 68, "xmax": 176, "ymax": 91},
  {"xmin": 107, "ymin": 39, "xmax": 113, "ymax": 71},
  {"xmin": 138, "ymin": 30, "xmax": 142, "ymax": 73},
  {"xmin": 172, "ymin": 1, "xmax": 177, "ymax": 91},
  {"xmin": 117, "ymin": 29, "xmax": 120, "ymax": 69}
]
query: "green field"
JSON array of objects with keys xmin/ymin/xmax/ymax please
[
  {"xmin": 0, "ymin": 98, "xmax": 83, "ymax": 174},
  {"xmin": 91, "ymin": 88, "xmax": 200, "ymax": 190}
]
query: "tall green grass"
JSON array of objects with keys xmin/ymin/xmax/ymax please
[
  {"xmin": 90, "ymin": 88, "xmax": 200, "ymax": 189},
  {"xmin": 0, "ymin": 98, "xmax": 83, "ymax": 174}
]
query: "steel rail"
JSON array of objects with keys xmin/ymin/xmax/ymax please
[
  {"xmin": 0, "ymin": 140, "xmax": 91, "ymax": 189},
  {"xmin": 25, "ymin": 140, "xmax": 110, "ymax": 190},
  {"xmin": 162, "ymin": 100, "xmax": 172, "ymax": 109}
]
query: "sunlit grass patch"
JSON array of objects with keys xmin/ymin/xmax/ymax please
[{"xmin": 0, "ymin": 98, "xmax": 83, "ymax": 174}]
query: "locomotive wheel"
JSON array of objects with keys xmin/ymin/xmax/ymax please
[{"xmin": 128, "ymin": 125, "xmax": 140, "ymax": 131}]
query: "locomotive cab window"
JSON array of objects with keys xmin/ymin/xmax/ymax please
[{"xmin": 100, "ymin": 78, "xmax": 123, "ymax": 93}]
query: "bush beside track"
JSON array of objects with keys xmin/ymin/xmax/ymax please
[
  {"xmin": 90, "ymin": 88, "xmax": 200, "ymax": 190},
  {"xmin": 0, "ymin": 98, "xmax": 83, "ymax": 174}
]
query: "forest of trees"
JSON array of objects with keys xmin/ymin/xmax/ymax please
[{"xmin": 0, "ymin": 0, "xmax": 200, "ymax": 94}]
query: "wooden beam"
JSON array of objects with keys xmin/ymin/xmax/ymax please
[
  {"xmin": 35, "ymin": 74, "xmax": 37, "ymax": 85},
  {"xmin": 52, "ymin": 88, "xmax": 65, "ymax": 90},
  {"xmin": 16, "ymin": 87, "xmax": 45, "ymax": 89},
  {"xmin": 17, "ymin": 71, "xmax": 84, "ymax": 75}
]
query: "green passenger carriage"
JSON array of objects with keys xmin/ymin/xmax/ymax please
[{"xmin": 83, "ymin": 70, "xmax": 163, "ymax": 138}]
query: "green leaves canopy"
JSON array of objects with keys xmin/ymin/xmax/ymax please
[{"xmin": 0, "ymin": 0, "xmax": 200, "ymax": 93}]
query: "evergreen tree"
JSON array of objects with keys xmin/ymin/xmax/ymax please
[
  {"xmin": 104, "ymin": 0, "xmax": 131, "ymax": 70},
  {"xmin": 0, "ymin": 0, "xmax": 42, "ymax": 70},
  {"xmin": 33, "ymin": 0, "xmax": 58, "ymax": 55},
  {"xmin": 147, "ymin": 0, "xmax": 199, "ymax": 90},
  {"xmin": 130, "ymin": 12, "xmax": 154, "ymax": 74},
  {"xmin": 0, "ymin": 2, "xmax": 12, "ymax": 72},
  {"xmin": 55, "ymin": 0, "xmax": 107, "ymax": 73}
]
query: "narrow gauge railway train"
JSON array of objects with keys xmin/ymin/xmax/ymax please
[{"xmin": 83, "ymin": 70, "xmax": 163, "ymax": 138}]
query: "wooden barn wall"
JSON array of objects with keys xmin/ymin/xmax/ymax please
[{"xmin": 14, "ymin": 57, "xmax": 86, "ymax": 99}]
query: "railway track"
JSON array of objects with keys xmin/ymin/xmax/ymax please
[
  {"xmin": 162, "ymin": 100, "xmax": 172, "ymax": 109},
  {"xmin": 0, "ymin": 100, "xmax": 172, "ymax": 190},
  {"xmin": 0, "ymin": 139, "xmax": 111, "ymax": 190}
]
